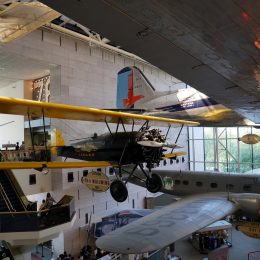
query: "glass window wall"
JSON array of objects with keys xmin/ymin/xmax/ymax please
[{"xmin": 189, "ymin": 126, "xmax": 260, "ymax": 173}]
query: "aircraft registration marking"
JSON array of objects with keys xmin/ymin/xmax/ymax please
[
  {"xmin": 122, "ymin": 197, "xmax": 231, "ymax": 237},
  {"xmin": 163, "ymin": 176, "xmax": 174, "ymax": 190},
  {"xmin": 77, "ymin": 152, "xmax": 95, "ymax": 157}
]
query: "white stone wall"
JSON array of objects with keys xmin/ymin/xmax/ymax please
[
  {"xmin": 0, "ymin": 81, "xmax": 24, "ymax": 148},
  {"xmin": 1, "ymin": 27, "xmax": 189, "ymax": 256}
]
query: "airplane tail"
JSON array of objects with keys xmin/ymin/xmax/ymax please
[
  {"xmin": 50, "ymin": 128, "xmax": 65, "ymax": 155},
  {"xmin": 116, "ymin": 66, "xmax": 156, "ymax": 109}
]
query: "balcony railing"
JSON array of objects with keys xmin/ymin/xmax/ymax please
[{"xmin": 0, "ymin": 195, "xmax": 75, "ymax": 233}]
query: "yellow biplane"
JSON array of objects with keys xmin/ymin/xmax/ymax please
[{"xmin": 0, "ymin": 96, "xmax": 198, "ymax": 202}]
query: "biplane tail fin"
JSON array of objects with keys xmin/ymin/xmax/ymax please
[
  {"xmin": 51, "ymin": 128, "xmax": 65, "ymax": 155},
  {"xmin": 116, "ymin": 66, "xmax": 155, "ymax": 109}
]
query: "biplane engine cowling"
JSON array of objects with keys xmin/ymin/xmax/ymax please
[
  {"xmin": 138, "ymin": 128, "xmax": 165, "ymax": 168},
  {"xmin": 139, "ymin": 128, "xmax": 166, "ymax": 144}
]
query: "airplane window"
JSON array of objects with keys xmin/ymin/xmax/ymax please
[
  {"xmin": 109, "ymin": 168, "xmax": 114, "ymax": 175},
  {"xmin": 243, "ymin": 185, "xmax": 252, "ymax": 192},
  {"xmin": 183, "ymin": 180, "xmax": 189, "ymax": 185},
  {"xmin": 226, "ymin": 184, "xmax": 234, "ymax": 190},
  {"xmin": 68, "ymin": 172, "xmax": 74, "ymax": 182},
  {"xmin": 196, "ymin": 181, "xmax": 203, "ymax": 187},
  {"xmin": 210, "ymin": 183, "xmax": 218, "ymax": 188},
  {"xmin": 175, "ymin": 180, "xmax": 181, "ymax": 185},
  {"xmin": 29, "ymin": 174, "xmax": 36, "ymax": 185},
  {"xmin": 254, "ymin": 178, "xmax": 260, "ymax": 184}
]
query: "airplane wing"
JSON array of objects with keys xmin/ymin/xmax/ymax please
[
  {"xmin": 0, "ymin": 161, "xmax": 113, "ymax": 169},
  {"xmin": 96, "ymin": 193, "xmax": 237, "ymax": 254},
  {"xmin": 162, "ymin": 151, "xmax": 187, "ymax": 159},
  {"xmin": 0, "ymin": 96, "xmax": 199, "ymax": 127}
]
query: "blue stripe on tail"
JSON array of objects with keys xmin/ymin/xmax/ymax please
[{"xmin": 117, "ymin": 67, "xmax": 132, "ymax": 109}]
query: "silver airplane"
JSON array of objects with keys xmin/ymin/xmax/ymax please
[
  {"xmin": 96, "ymin": 169, "xmax": 260, "ymax": 254},
  {"xmin": 116, "ymin": 66, "xmax": 250, "ymax": 127},
  {"xmin": 40, "ymin": 0, "xmax": 260, "ymax": 125}
]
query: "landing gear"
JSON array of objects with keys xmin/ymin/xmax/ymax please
[
  {"xmin": 110, "ymin": 180, "xmax": 128, "ymax": 202},
  {"xmin": 110, "ymin": 166, "xmax": 163, "ymax": 202},
  {"xmin": 146, "ymin": 173, "xmax": 163, "ymax": 193}
]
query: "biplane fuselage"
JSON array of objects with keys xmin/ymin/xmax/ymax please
[{"xmin": 57, "ymin": 131, "xmax": 163, "ymax": 166}]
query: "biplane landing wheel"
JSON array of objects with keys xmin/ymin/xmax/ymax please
[
  {"xmin": 110, "ymin": 180, "xmax": 128, "ymax": 202},
  {"xmin": 146, "ymin": 173, "xmax": 163, "ymax": 193}
]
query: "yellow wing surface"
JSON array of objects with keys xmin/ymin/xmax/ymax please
[
  {"xmin": 0, "ymin": 96, "xmax": 199, "ymax": 127},
  {"xmin": 162, "ymin": 151, "xmax": 187, "ymax": 159},
  {"xmin": 0, "ymin": 161, "xmax": 113, "ymax": 170}
]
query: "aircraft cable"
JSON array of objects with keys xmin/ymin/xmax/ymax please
[
  {"xmin": 42, "ymin": 110, "xmax": 49, "ymax": 162},
  {"xmin": 0, "ymin": 120, "xmax": 14, "ymax": 127},
  {"xmin": 165, "ymin": 125, "xmax": 171, "ymax": 139},
  {"xmin": 27, "ymin": 113, "xmax": 36, "ymax": 161},
  {"xmin": 170, "ymin": 124, "xmax": 184, "ymax": 154},
  {"xmin": 124, "ymin": 164, "xmax": 138, "ymax": 184},
  {"xmin": 119, "ymin": 118, "xmax": 126, "ymax": 133},
  {"xmin": 104, "ymin": 119, "xmax": 113, "ymax": 137},
  {"xmin": 131, "ymin": 120, "xmax": 135, "ymax": 132},
  {"xmin": 119, "ymin": 142, "xmax": 127, "ymax": 166},
  {"xmin": 138, "ymin": 120, "xmax": 149, "ymax": 132}
]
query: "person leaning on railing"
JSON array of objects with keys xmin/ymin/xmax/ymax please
[
  {"xmin": 39, "ymin": 199, "xmax": 46, "ymax": 211},
  {"xmin": 45, "ymin": 193, "xmax": 56, "ymax": 209}
]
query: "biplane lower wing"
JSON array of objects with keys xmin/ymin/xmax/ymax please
[
  {"xmin": 0, "ymin": 161, "xmax": 114, "ymax": 170},
  {"xmin": 162, "ymin": 151, "xmax": 187, "ymax": 159},
  {"xmin": 0, "ymin": 96, "xmax": 199, "ymax": 127}
]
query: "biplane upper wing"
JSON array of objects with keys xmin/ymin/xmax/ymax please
[{"xmin": 0, "ymin": 96, "xmax": 199, "ymax": 127}]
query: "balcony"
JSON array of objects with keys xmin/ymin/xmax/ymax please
[{"xmin": 0, "ymin": 195, "xmax": 76, "ymax": 246}]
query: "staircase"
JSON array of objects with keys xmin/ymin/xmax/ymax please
[{"xmin": 0, "ymin": 170, "xmax": 25, "ymax": 212}]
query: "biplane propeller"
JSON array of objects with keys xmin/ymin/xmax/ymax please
[{"xmin": 0, "ymin": 96, "xmax": 199, "ymax": 202}]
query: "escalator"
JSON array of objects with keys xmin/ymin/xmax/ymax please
[{"xmin": 0, "ymin": 170, "xmax": 26, "ymax": 212}]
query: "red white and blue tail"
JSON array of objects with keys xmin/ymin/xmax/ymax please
[{"xmin": 116, "ymin": 66, "xmax": 155, "ymax": 109}]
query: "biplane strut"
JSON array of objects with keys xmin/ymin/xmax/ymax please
[
  {"xmin": 106, "ymin": 117, "xmax": 163, "ymax": 202},
  {"xmin": 27, "ymin": 111, "xmax": 49, "ymax": 174}
]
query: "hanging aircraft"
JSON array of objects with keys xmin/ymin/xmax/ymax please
[
  {"xmin": 116, "ymin": 66, "xmax": 252, "ymax": 126},
  {"xmin": 96, "ymin": 169, "xmax": 260, "ymax": 254},
  {"xmin": 40, "ymin": 0, "xmax": 260, "ymax": 126},
  {"xmin": 56, "ymin": 127, "xmax": 187, "ymax": 202},
  {"xmin": 0, "ymin": 96, "xmax": 198, "ymax": 202}
]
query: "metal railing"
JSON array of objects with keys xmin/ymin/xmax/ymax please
[
  {"xmin": 2, "ymin": 170, "xmax": 28, "ymax": 211},
  {"xmin": 0, "ymin": 195, "xmax": 75, "ymax": 233},
  {"xmin": 0, "ymin": 183, "xmax": 15, "ymax": 212}
]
